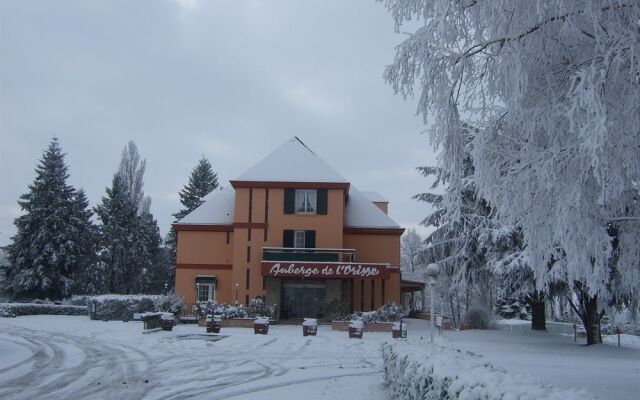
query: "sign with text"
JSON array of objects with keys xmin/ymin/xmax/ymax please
[{"xmin": 260, "ymin": 262, "xmax": 392, "ymax": 280}]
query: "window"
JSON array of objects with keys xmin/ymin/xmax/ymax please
[
  {"xmin": 197, "ymin": 283, "xmax": 216, "ymax": 303},
  {"xmin": 246, "ymin": 268, "xmax": 250, "ymax": 290},
  {"xmin": 295, "ymin": 190, "xmax": 317, "ymax": 214},
  {"xmin": 294, "ymin": 230, "xmax": 306, "ymax": 248}
]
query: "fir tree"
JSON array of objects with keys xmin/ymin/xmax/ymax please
[
  {"xmin": 174, "ymin": 157, "xmax": 219, "ymax": 221},
  {"xmin": 165, "ymin": 157, "xmax": 219, "ymax": 282},
  {"xmin": 4, "ymin": 138, "xmax": 80, "ymax": 300},
  {"xmin": 95, "ymin": 174, "xmax": 140, "ymax": 294},
  {"xmin": 96, "ymin": 143, "xmax": 166, "ymax": 294},
  {"xmin": 69, "ymin": 190, "xmax": 105, "ymax": 295}
]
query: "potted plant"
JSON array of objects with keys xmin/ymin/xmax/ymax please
[
  {"xmin": 160, "ymin": 313, "xmax": 175, "ymax": 331},
  {"xmin": 254, "ymin": 317, "xmax": 269, "ymax": 334},
  {"xmin": 348, "ymin": 320, "xmax": 364, "ymax": 339},
  {"xmin": 302, "ymin": 318, "xmax": 317, "ymax": 336}
]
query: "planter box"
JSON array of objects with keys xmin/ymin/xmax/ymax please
[
  {"xmin": 160, "ymin": 320, "xmax": 174, "ymax": 331},
  {"xmin": 303, "ymin": 318, "xmax": 317, "ymax": 336},
  {"xmin": 332, "ymin": 321, "xmax": 394, "ymax": 332},
  {"xmin": 348, "ymin": 326, "xmax": 363, "ymax": 338},
  {"xmin": 197, "ymin": 318, "xmax": 206, "ymax": 327},
  {"xmin": 206, "ymin": 315, "xmax": 222, "ymax": 333},
  {"xmin": 392, "ymin": 328, "xmax": 407, "ymax": 338},
  {"xmin": 254, "ymin": 322, "xmax": 269, "ymax": 335},
  {"xmin": 160, "ymin": 313, "xmax": 175, "ymax": 331}
]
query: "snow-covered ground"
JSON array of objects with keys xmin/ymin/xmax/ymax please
[
  {"xmin": 412, "ymin": 319, "xmax": 640, "ymax": 400},
  {"xmin": 0, "ymin": 316, "xmax": 388, "ymax": 400},
  {"xmin": 1, "ymin": 316, "xmax": 638, "ymax": 400}
]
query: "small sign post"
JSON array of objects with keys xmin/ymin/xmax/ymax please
[
  {"xmin": 614, "ymin": 326, "xmax": 622, "ymax": 347},
  {"xmin": 573, "ymin": 323, "xmax": 577, "ymax": 343}
]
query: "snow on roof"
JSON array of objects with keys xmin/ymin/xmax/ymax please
[
  {"xmin": 235, "ymin": 137, "xmax": 349, "ymax": 183},
  {"xmin": 178, "ymin": 186, "xmax": 235, "ymax": 225},
  {"xmin": 361, "ymin": 191, "xmax": 388, "ymax": 203},
  {"xmin": 344, "ymin": 186, "xmax": 401, "ymax": 229}
]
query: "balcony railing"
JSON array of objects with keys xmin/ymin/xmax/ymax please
[{"xmin": 262, "ymin": 247, "xmax": 356, "ymax": 263}]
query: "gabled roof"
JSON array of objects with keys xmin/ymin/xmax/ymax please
[
  {"xmin": 177, "ymin": 186, "xmax": 235, "ymax": 225},
  {"xmin": 232, "ymin": 137, "xmax": 349, "ymax": 184},
  {"xmin": 344, "ymin": 186, "xmax": 401, "ymax": 229},
  {"xmin": 175, "ymin": 138, "xmax": 403, "ymax": 234}
]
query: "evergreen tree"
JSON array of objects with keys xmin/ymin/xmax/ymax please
[
  {"xmin": 165, "ymin": 157, "xmax": 219, "ymax": 282},
  {"xmin": 95, "ymin": 174, "xmax": 141, "ymax": 294},
  {"xmin": 68, "ymin": 189, "xmax": 104, "ymax": 295},
  {"xmin": 96, "ymin": 142, "xmax": 166, "ymax": 294},
  {"xmin": 174, "ymin": 157, "xmax": 219, "ymax": 221},
  {"xmin": 4, "ymin": 138, "xmax": 80, "ymax": 300}
]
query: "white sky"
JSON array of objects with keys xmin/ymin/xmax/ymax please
[{"xmin": 0, "ymin": 0, "xmax": 436, "ymax": 246}]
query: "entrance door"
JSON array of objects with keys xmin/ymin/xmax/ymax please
[{"xmin": 281, "ymin": 281, "xmax": 326, "ymax": 319}]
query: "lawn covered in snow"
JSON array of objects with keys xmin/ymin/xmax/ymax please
[{"xmin": 1, "ymin": 316, "xmax": 638, "ymax": 399}]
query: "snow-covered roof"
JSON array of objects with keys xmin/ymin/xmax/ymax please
[
  {"xmin": 234, "ymin": 137, "xmax": 349, "ymax": 183},
  {"xmin": 344, "ymin": 186, "xmax": 401, "ymax": 229},
  {"xmin": 178, "ymin": 139, "xmax": 402, "ymax": 231},
  {"xmin": 178, "ymin": 187, "xmax": 235, "ymax": 225},
  {"xmin": 361, "ymin": 191, "xmax": 388, "ymax": 203}
]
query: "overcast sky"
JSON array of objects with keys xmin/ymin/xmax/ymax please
[{"xmin": 0, "ymin": 0, "xmax": 436, "ymax": 246}]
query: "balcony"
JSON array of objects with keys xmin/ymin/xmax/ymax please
[{"xmin": 262, "ymin": 247, "xmax": 356, "ymax": 263}]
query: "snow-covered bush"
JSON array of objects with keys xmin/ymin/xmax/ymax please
[
  {"xmin": 87, "ymin": 294, "xmax": 185, "ymax": 321},
  {"xmin": 601, "ymin": 320, "xmax": 640, "ymax": 337},
  {"xmin": 0, "ymin": 303, "xmax": 87, "ymax": 318},
  {"xmin": 343, "ymin": 302, "xmax": 403, "ymax": 323},
  {"xmin": 495, "ymin": 297, "xmax": 529, "ymax": 320},
  {"xmin": 195, "ymin": 299, "xmax": 274, "ymax": 319},
  {"xmin": 382, "ymin": 342, "xmax": 593, "ymax": 400},
  {"xmin": 464, "ymin": 306, "xmax": 491, "ymax": 329},
  {"xmin": 154, "ymin": 294, "xmax": 185, "ymax": 316}
]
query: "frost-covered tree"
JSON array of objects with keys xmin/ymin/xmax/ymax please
[
  {"xmin": 4, "ymin": 138, "xmax": 84, "ymax": 299},
  {"xmin": 381, "ymin": 0, "xmax": 640, "ymax": 345},
  {"xmin": 165, "ymin": 156, "xmax": 219, "ymax": 276},
  {"xmin": 401, "ymin": 228, "xmax": 423, "ymax": 272},
  {"xmin": 117, "ymin": 141, "xmax": 149, "ymax": 214},
  {"xmin": 415, "ymin": 125, "xmax": 495, "ymax": 327}
]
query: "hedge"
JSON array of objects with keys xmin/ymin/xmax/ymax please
[
  {"xmin": 0, "ymin": 303, "xmax": 88, "ymax": 318},
  {"xmin": 85, "ymin": 294, "xmax": 185, "ymax": 321},
  {"xmin": 382, "ymin": 342, "xmax": 593, "ymax": 400}
]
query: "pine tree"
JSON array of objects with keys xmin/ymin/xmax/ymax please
[
  {"xmin": 96, "ymin": 143, "xmax": 166, "ymax": 294},
  {"xmin": 95, "ymin": 174, "xmax": 140, "ymax": 294},
  {"xmin": 67, "ymin": 189, "xmax": 104, "ymax": 295},
  {"xmin": 4, "ymin": 138, "xmax": 80, "ymax": 300},
  {"xmin": 174, "ymin": 157, "xmax": 219, "ymax": 221},
  {"xmin": 165, "ymin": 157, "xmax": 219, "ymax": 281}
]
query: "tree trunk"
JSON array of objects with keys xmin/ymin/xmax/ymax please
[
  {"xmin": 529, "ymin": 292, "xmax": 546, "ymax": 331},
  {"xmin": 570, "ymin": 286, "xmax": 603, "ymax": 345},
  {"xmin": 582, "ymin": 295, "xmax": 602, "ymax": 345}
]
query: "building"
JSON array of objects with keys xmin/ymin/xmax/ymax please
[{"xmin": 173, "ymin": 137, "xmax": 405, "ymax": 319}]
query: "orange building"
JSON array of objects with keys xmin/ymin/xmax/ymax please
[{"xmin": 173, "ymin": 138, "xmax": 405, "ymax": 319}]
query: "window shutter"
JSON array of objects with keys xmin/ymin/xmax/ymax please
[
  {"xmin": 317, "ymin": 189, "xmax": 328, "ymax": 215},
  {"xmin": 284, "ymin": 189, "xmax": 295, "ymax": 214},
  {"xmin": 283, "ymin": 230, "xmax": 294, "ymax": 248},
  {"xmin": 305, "ymin": 230, "xmax": 316, "ymax": 248}
]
